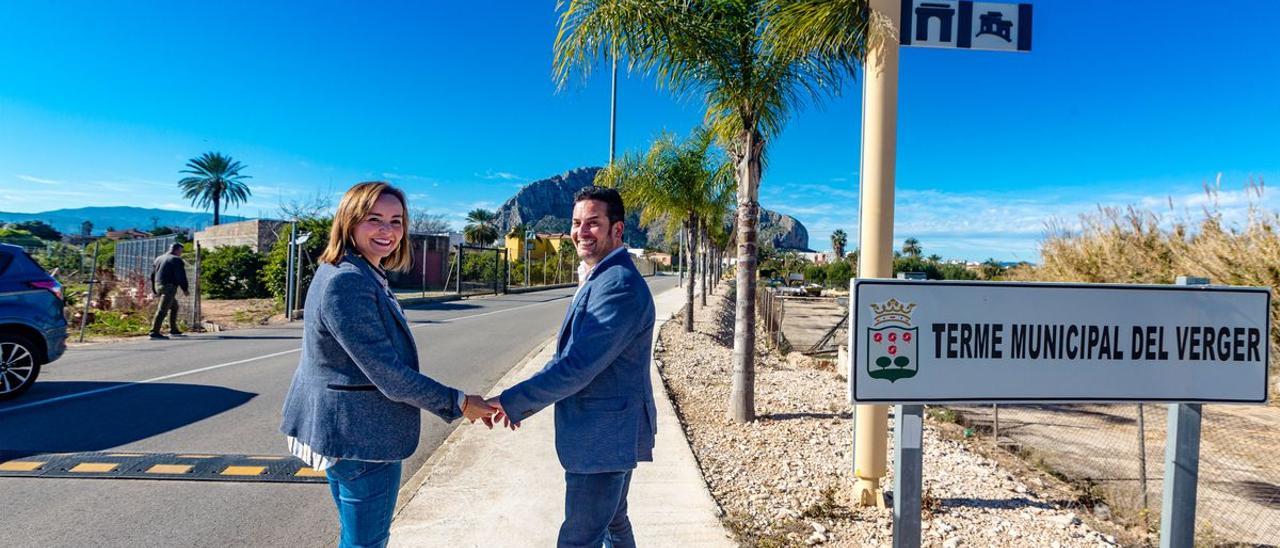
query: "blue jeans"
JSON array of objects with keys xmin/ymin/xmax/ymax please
[
  {"xmin": 559, "ymin": 470, "xmax": 635, "ymax": 548},
  {"xmin": 326, "ymin": 460, "xmax": 401, "ymax": 548}
]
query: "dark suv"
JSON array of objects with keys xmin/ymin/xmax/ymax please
[{"xmin": 0, "ymin": 243, "xmax": 67, "ymax": 400}]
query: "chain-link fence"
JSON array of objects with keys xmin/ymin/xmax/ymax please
[
  {"xmin": 942, "ymin": 403, "xmax": 1280, "ymax": 545},
  {"xmin": 113, "ymin": 236, "xmax": 201, "ymax": 328},
  {"xmin": 444, "ymin": 245, "xmax": 507, "ymax": 297}
]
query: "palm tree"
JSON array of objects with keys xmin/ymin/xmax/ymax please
[
  {"xmin": 555, "ymin": 0, "xmax": 863, "ymax": 422},
  {"xmin": 463, "ymin": 209, "xmax": 500, "ymax": 246},
  {"xmin": 597, "ymin": 128, "xmax": 733, "ymax": 332},
  {"xmin": 902, "ymin": 237, "xmax": 922, "ymax": 257},
  {"xmin": 830, "ymin": 229, "xmax": 847, "ymax": 259},
  {"xmin": 178, "ymin": 152, "xmax": 252, "ymax": 226},
  {"xmin": 927, "ymin": 253, "xmax": 942, "ymax": 263}
]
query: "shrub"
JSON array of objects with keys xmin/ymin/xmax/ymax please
[
  {"xmin": 264, "ymin": 217, "xmax": 332, "ymax": 305},
  {"xmin": 201, "ymin": 245, "xmax": 269, "ymax": 299},
  {"xmin": 824, "ymin": 260, "xmax": 853, "ymax": 288}
]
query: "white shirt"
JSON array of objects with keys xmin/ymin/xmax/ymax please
[{"xmin": 575, "ymin": 246, "xmax": 628, "ymax": 297}]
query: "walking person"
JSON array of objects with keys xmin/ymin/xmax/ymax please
[
  {"xmin": 280, "ymin": 182, "xmax": 497, "ymax": 548},
  {"xmin": 149, "ymin": 242, "xmax": 189, "ymax": 339},
  {"xmin": 489, "ymin": 186, "xmax": 657, "ymax": 548}
]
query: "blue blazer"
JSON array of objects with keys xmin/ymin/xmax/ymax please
[
  {"xmin": 280, "ymin": 252, "xmax": 462, "ymax": 461},
  {"xmin": 499, "ymin": 248, "xmax": 657, "ymax": 474}
]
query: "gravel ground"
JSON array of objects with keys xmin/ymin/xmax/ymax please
[{"xmin": 656, "ymin": 282, "xmax": 1132, "ymax": 547}]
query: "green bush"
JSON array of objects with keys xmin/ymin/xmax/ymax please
[
  {"xmin": 824, "ymin": 260, "xmax": 853, "ymax": 288},
  {"xmin": 803, "ymin": 264, "xmax": 826, "ymax": 285},
  {"xmin": 0, "ymin": 228, "xmax": 43, "ymax": 249},
  {"xmin": 264, "ymin": 217, "xmax": 332, "ymax": 305},
  {"xmin": 202, "ymin": 245, "xmax": 269, "ymax": 299}
]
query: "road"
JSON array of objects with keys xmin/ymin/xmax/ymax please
[{"xmin": 0, "ymin": 276, "xmax": 677, "ymax": 547}]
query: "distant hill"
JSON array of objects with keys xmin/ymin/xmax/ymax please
[
  {"xmin": 0, "ymin": 207, "xmax": 248, "ymax": 235},
  {"xmin": 494, "ymin": 167, "xmax": 811, "ymax": 251}
]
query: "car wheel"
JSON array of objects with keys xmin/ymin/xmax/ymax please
[{"xmin": 0, "ymin": 333, "xmax": 43, "ymax": 401}]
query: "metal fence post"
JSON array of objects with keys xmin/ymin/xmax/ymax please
[
  {"xmin": 1138, "ymin": 403, "xmax": 1149, "ymax": 528},
  {"xmin": 455, "ymin": 244, "xmax": 462, "ymax": 295},
  {"xmin": 191, "ymin": 241, "xmax": 201, "ymax": 330},
  {"xmin": 893, "ymin": 404, "xmax": 924, "ymax": 548},
  {"xmin": 78, "ymin": 240, "xmax": 100, "ymax": 343},
  {"xmin": 285, "ymin": 223, "xmax": 296, "ymax": 322},
  {"xmin": 1161, "ymin": 275, "xmax": 1208, "ymax": 548},
  {"xmin": 422, "ymin": 238, "xmax": 428, "ymax": 298}
]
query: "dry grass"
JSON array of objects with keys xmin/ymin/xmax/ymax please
[{"xmin": 1008, "ymin": 179, "xmax": 1280, "ymax": 390}]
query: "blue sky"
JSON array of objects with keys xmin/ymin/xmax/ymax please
[{"xmin": 1, "ymin": 1, "xmax": 1277, "ymax": 261}]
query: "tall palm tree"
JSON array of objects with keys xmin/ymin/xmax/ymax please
[
  {"xmin": 555, "ymin": 0, "xmax": 863, "ymax": 422},
  {"xmin": 830, "ymin": 229, "xmax": 847, "ymax": 259},
  {"xmin": 178, "ymin": 152, "xmax": 252, "ymax": 226},
  {"xmin": 463, "ymin": 209, "xmax": 500, "ymax": 246},
  {"xmin": 902, "ymin": 237, "xmax": 922, "ymax": 257},
  {"xmin": 597, "ymin": 128, "xmax": 733, "ymax": 332}
]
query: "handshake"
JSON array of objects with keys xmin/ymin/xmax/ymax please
[{"xmin": 461, "ymin": 394, "xmax": 519, "ymax": 430}]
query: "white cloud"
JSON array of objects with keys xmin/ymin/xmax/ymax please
[
  {"xmin": 477, "ymin": 170, "xmax": 523, "ymax": 181},
  {"xmin": 787, "ymin": 177, "xmax": 1277, "ymax": 262},
  {"xmin": 16, "ymin": 174, "xmax": 64, "ymax": 185}
]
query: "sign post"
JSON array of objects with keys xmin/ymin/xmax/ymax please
[
  {"xmin": 854, "ymin": 0, "xmax": 1035, "ymax": 511},
  {"xmin": 1160, "ymin": 276, "xmax": 1208, "ymax": 548}
]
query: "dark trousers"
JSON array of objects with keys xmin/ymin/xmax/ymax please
[
  {"xmin": 559, "ymin": 470, "xmax": 635, "ymax": 548},
  {"xmin": 151, "ymin": 284, "xmax": 180, "ymax": 334},
  {"xmin": 326, "ymin": 460, "xmax": 401, "ymax": 548}
]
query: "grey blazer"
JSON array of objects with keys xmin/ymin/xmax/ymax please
[{"xmin": 280, "ymin": 252, "xmax": 462, "ymax": 461}]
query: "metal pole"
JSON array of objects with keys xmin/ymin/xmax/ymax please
[
  {"xmin": 191, "ymin": 242, "xmax": 200, "ymax": 330},
  {"xmin": 493, "ymin": 248, "xmax": 500, "ymax": 295},
  {"xmin": 422, "ymin": 239, "xmax": 428, "ymax": 298},
  {"xmin": 456, "ymin": 244, "xmax": 463, "ymax": 295},
  {"xmin": 609, "ymin": 51, "xmax": 618, "ymax": 165},
  {"xmin": 285, "ymin": 223, "xmax": 296, "ymax": 322},
  {"xmin": 1160, "ymin": 275, "xmax": 1208, "ymax": 548},
  {"xmin": 853, "ymin": 0, "xmax": 901, "ymax": 508},
  {"xmin": 78, "ymin": 240, "xmax": 99, "ymax": 343},
  {"xmin": 892, "ymin": 404, "xmax": 923, "ymax": 548},
  {"xmin": 1137, "ymin": 403, "xmax": 1149, "ymax": 528},
  {"xmin": 993, "ymin": 404, "xmax": 1000, "ymax": 443},
  {"xmin": 293, "ymin": 238, "xmax": 304, "ymax": 318}
]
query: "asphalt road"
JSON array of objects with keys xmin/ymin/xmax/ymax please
[{"xmin": 0, "ymin": 275, "xmax": 676, "ymax": 547}]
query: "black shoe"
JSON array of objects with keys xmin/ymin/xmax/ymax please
[
  {"xmin": 149, "ymin": 332, "xmax": 169, "ymax": 340},
  {"xmin": 170, "ymin": 330, "xmax": 184, "ymax": 336}
]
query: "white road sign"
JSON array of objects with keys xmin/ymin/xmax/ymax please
[
  {"xmin": 850, "ymin": 280, "xmax": 1270, "ymax": 404},
  {"xmin": 901, "ymin": 0, "xmax": 1032, "ymax": 52}
]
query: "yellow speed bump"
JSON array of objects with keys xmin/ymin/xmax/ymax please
[
  {"xmin": 221, "ymin": 466, "xmax": 267, "ymax": 476},
  {"xmin": 147, "ymin": 464, "xmax": 193, "ymax": 475},
  {"xmin": 70, "ymin": 463, "xmax": 119, "ymax": 473},
  {"xmin": 295, "ymin": 467, "xmax": 327, "ymax": 478},
  {"xmin": 0, "ymin": 461, "xmax": 44, "ymax": 472}
]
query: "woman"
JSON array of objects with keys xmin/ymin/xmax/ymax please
[{"xmin": 280, "ymin": 181, "xmax": 495, "ymax": 548}]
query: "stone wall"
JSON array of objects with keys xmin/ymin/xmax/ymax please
[{"xmin": 193, "ymin": 219, "xmax": 287, "ymax": 253}]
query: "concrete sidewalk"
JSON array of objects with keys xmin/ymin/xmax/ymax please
[{"xmin": 390, "ymin": 284, "xmax": 735, "ymax": 547}]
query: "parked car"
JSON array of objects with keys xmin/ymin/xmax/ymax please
[{"xmin": 0, "ymin": 243, "xmax": 67, "ymax": 400}]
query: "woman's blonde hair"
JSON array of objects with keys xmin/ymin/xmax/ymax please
[{"xmin": 319, "ymin": 181, "xmax": 413, "ymax": 272}]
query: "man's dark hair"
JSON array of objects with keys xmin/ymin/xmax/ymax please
[
  {"xmin": 574, "ymin": 186, "xmax": 625, "ymax": 227},
  {"xmin": 170, "ymin": 243, "xmax": 184, "ymax": 252}
]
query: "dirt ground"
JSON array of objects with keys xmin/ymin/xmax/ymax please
[{"xmin": 198, "ymin": 298, "xmax": 286, "ymax": 329}]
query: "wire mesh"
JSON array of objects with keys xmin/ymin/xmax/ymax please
[{"xmin": 944, "ymin": 403, "xmax": 1280, "ymax": 545}]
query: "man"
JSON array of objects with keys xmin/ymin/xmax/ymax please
[
  {"xmin": 149, "ymin": 242, "xmax": 189, "ymax": 339},
  {"xmin": 491, "ymin": 186, "xmax": 656, "ymax": 548}
]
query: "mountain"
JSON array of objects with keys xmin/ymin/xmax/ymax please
[
  {"xmin": 0, "ymin": 207, "xmax": 248, "ymax": 235},
  {"xmin": 493, "ymin": 167, "xmax": 811, "ymax": 251}
]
